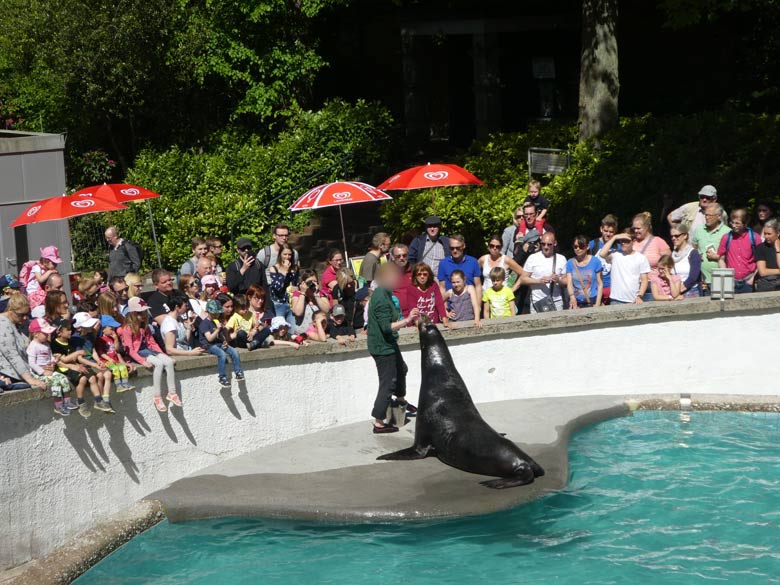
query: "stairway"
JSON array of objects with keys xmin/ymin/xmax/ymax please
[{"xmin": 288, "ymin": 202, "xmax": 387, "ymax": 274}]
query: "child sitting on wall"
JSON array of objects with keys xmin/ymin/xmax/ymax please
[
  {"xmin": 199, "ymin": 299, "xmax": 245, "ymax": 389},
  {"xmin": 51, "ymin": 318, "xmax": 107, "ymax": 418},
  {"xmin": 27, "ymin": 318, "xmax": 76, "ymax": 416},
  {"xmin": 226, "ymin": 294, "xmax": 272, "ymax": 350},
  {"xmin": 95, "ymin": 315, "xmax": 135, "ymax": 392},
  {"xmin": 269, "ymin": 316, "xmax": 309, "ymax": 349},
  {"xmin": 72, "ymin": 311, "xmax": 115, "ymax": 412}
]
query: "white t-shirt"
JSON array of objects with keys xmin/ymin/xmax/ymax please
[
  {"xmin": 610, "ymin": 252, "xmax": 651, "ymax": 302},
  {"xmin": 26, "ymin": 264, "xmax": 43, "ymax": 294},
  {"xmin": 160, "ymin": 315, "xmax": 189, "ymax": 351},
  {"xmin": 523, "ymin": 252, "xmax": 566, "ymax": 303}
]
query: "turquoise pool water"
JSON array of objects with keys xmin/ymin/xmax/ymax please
[{"xmin": 76, "ymin": 411, "xmax": 780, "ymax": 585}]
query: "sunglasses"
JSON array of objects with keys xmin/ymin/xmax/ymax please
[
  {"xmin": 540, "ymin": 243, "xmax": 555, "ymax": 248},
  {"xmin": 488, "ymin": 244, "xmax": 501, "ymax": 249},
  {"xmin": 394, "ymin": 254, "xmax": 408, "ymax": 258},
  {"xmin": 670, "ymin": 233, "xmax": 684, "ymax": 239},
  {"xmin": 449, "ymin": 246, "xmax": 464, "ymax": 251},
  {"xmin": 699, "ymin": 195, "xmax": 715, "ymax": 201}
]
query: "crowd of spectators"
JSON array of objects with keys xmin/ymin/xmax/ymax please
[{"xmin": 1, "ymin": 183, "xmax": 778, "ymax": 419}]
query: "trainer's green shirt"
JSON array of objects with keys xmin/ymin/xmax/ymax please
[{"xmin": 367, "ymin": 287, "xmax": 401, "ymax": 356}]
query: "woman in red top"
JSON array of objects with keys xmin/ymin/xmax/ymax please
[
  {"xmin": 119, "ymin": 297, "xmax": 179, "ymax": 412},
  {"xmin": 321, "ymin": 249, "xmax": 345, "ymax": 294},
  {"xmin": 405, "ymin": 262, "xmax": 450, "ymax": 327}
]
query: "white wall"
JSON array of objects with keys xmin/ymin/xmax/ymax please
[{"xmin": 1, "ymin": 311, "xmax": 777, "ymax": 570}]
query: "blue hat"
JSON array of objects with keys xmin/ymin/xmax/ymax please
[
  {"xmin": 355, "ymin": 287, "xmax": 371, "ymax": 301},
  {"xmin": 206, "ymin": 299, "xmax": 224, "ymax": 314},
  {"xmin": 0, "ymin": 274, "xmax": 22, "ymax": 290},
  {"xmin": 100, "ymin": 314, "xmax": 121, "ymax": 329}
]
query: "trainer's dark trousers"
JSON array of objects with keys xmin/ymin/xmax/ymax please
[{"xmin": 371, "ymin": 349, "xmax": 408, "ymax": 420}]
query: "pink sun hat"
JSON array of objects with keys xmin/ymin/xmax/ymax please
[{"xmin": 39, "ymin": 245, "xmax": 63, "ymax": 264}]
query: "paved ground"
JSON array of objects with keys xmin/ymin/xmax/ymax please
[{"xmin": 149, "ymin": 396, "xmax": 630, "ymax": 522}]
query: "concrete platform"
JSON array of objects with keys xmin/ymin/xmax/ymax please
[{"xmin": 149, "ymin": 396, "xmax": 630, "ymax": 522}]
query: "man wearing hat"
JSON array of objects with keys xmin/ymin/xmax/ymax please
[
  {"xmin": 0, "ymin": 275, "xmax": 23, "ymax": 313},
  {"xmin": 226, "ymin": 237, "xmax": 271, "ymax": 300},
  {"xmin": 668, "ymin": 185, "xmax": 727, "ymax": 234},
  {"xmin": 408, "ymin": 215, "xmax": 450, "ymax": 278}
]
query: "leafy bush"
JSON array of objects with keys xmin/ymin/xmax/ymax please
[
  {"xmin": 112, "ymin": 99, "xmax": 393, "ymax": 270},
  {"xmin": 381, "ymin": 112, "xmax": 780, "ymax": 254}
]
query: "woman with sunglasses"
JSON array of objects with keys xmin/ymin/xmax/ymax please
[
  {"xmin": 478, "ymin": 234, "xmax": 524, "ymax": 291},
  {"xmin": 566, "ymin": 235, "xmax": 604, "ymax": 308},
  {"xmin": 670, "ymin": 224, "xmax": 702, "ymax": 297},
  {"xmin": 179, "ymin": 274, "xmax": 207, "ymax": 319},
  {"xmin": 0, "ymin": 295, "xmax": 47, "ymax": 392},
  {"xmin": 406, "ymin": 262, "xmax": 450, "ymax": 327},
  {"xmin": 291, "ymin": 270, "xmax": 331, "ymax": 336}
]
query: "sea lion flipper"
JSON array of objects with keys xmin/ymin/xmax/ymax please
[
  {"xmin": 480, "ymin": 475, "xmax": 535, "ymax": 490},
  {"xmin": 377, "ymin": 445, "xmax": 432, "ymax": 461}
]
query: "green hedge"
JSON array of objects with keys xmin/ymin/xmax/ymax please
[
  {"xmin": 109, "ymin": 99, "xmax": 394, "ymax": 270},
  {"xmin": 381, "ymin": 112, "xmax": 780, "ymax": 254}
]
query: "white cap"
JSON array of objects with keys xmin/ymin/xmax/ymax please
[
  {"xmin": 698, "ymin": 185, "xmax": 717, "ymax": 198},
  {"xmin": 73, "ymin": 311, "xmax": 99, "ymax": 329}
]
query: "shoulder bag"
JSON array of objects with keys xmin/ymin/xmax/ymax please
[{"xmin": 532, "ymin": 254, "xmax": 559, "ymax": 313}]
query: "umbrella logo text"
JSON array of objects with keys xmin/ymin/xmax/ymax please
[
  {"xmin": 70, "ymin": 199, "xmax": 96, "ymax": 209},
  {"xmin": 423, "ymin": 171, "xmax": 449, "ymax": 181},
  {"xmin": 332, "ymin": 192, "xmax": 352, "ymax": 201},
  {"xmin": 26, "ymin": 205, "xmax": 42, "ymax": 217},
  {"xmin": 78, "ymin": 192, "xmax": 94, "ymax": 198},
  {"xmin": 120, "ymin": 188, "xmax": 141, "ymax": 197}
]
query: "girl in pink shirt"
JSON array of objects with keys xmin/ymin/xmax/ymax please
[
  {"xmin": 27, "ymin": 318, "xmax": 76, "ymax": 416},
  {"xmin": 650, "ymin": 255, "xmax": 682, "ymax": 301}
]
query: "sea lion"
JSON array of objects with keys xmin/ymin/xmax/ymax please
[{"xmin": 377, "ymin": 316, "xmax": 545, "ymax": 489}]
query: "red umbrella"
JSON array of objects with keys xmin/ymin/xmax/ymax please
[
  {"xmin": 9, "ymin": 193, "xmax": 128, "ymax": 228},
  {"xmin": 70, "ymin": 183, "xmax": 160, "ymax": 203},
  {"xmin": 377, "ymin": 163, "xmax": 484, "ymax": 214},
  {"xmin": 377, "ymin": 163, "xmax": 484, "ymax": 191},
  {"xmin": 289, "ymin": 181, "xmax": 392, "ymax": 260},
  {"xmin": 70, "ymin": 183, "xmax": 163, "ymax": 268}
]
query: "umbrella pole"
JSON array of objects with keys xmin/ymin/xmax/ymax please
[
  {"xmin": 146, "ymin": 200, "xmax": 163, "ymax": 269},
  {"xmin": 339, "ymin": 205, "xmax": 349, "ymax": 265}
]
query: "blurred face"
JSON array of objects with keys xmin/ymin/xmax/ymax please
[
  {"xmin": 156, "ymin": 274, "xmax": 173, "ymax": 294},
  {"xmin": 540, "ymin": 234, "xmax": 556, "ymax": 257},
  {"xmin": 426, "ymin": 224, "xmax": 441, "ymax": 238},
  {"xmin": 699, "ymin": 195, "xmax": 716, "ymax": 210},
  {"xmin": 449, "ymin": 240, "xmax": 465, "ymax": 260},
  {"xmin": 487, "ymin": 239, "xmax": 502, "ymax": 257},
  {"xmin": 729, "ymin": 214, "xmax": 747, "ymax": 235},
  {"xmin": 669, "ymin": 230, "xmax": 687, "ymax": 249},
  {"xmin": 631, "ymin": 220, "xmax": 648, "ymax": 240},
  {"xmin": 194, "ymin": 244, "xmax": 208, "ymax": 257},
  {"xmin": 329, "ymin": 254, "xmax": 344, "ymax": 269},
  {"xmin": 763, "ymin": 227, "xmax": 778, "ymax": 244},
  {"xmin": 600, "ymin": 224, "xmax": 615, "ymax": 240},
  {"xmin": 273, "ymin": 228, "xmax": 290, "ymax": 247},
  {"xmin": 392, "ymin": 247, "xmax": 408, "ymax": 267},
  {"xmin": 414, "ymin": 268, "xmax": 431, "ymax": 286},
  {"xmin": 378, "ymin": 269, "xmax": 400, "ymax": 291},
  {"xmin": 523, "ymin": 208, "xmax": 537, "ymax": 227},
  {"xmin": 704, "ymin": 210, "xmax": 721, "ymax": 229},
  {"xmin": 450, "ymin": 274, "xmax": 465, "ymax": 293}
]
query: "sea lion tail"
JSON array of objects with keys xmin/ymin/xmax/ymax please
[{"xmin": 377, "ymin": 445, "xmax": 432, "ymax": 461}]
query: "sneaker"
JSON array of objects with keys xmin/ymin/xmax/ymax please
[
  {"xmin": 54, "ymin": 404, "xmax": 70, "ymax": 416},
  {"xmin": 154, "ymin": 395, "xmax": 167, "ymax": 412},
  {"xmin": 219, "ymin": 376, "xmax": 231, "ymax": 389},
  {"xmin": 94, "ymin": 401, "xmax": 115, "ymax": 414},
  {"xmin": 372, "ymin": 423, "xmax": 399, "ymax": 434},
  {"xmin": 235, "ymin": 371, "xmax": 245, "ymax": 382},
  {"xmin": 78, "ymin": 403, "xmax": 91, "ymax": 419},
  {"xmin": 166, "ymin": 393, "xmax": 183, "ymax": 408},
  {"xmin": 117, "ymin": 382, "xmax": 133, "ymax": 393},
  {"xmin": 63, "ymin": 400, "xmax": 79, "ymax": 410}
]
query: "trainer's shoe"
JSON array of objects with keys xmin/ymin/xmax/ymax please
[
  {"xmin": 219, "ymin": 376, "xmax": 231, "ymax": 389},
  {"xmin": 63, "ymin": 399, "xmax": 79, "ymax": 410},
  {"xmin": 235, "ymin": 371, "xmax": 245, "ymax": 382},
  {"xmin": 78, "ymin": 403, "xmax": 91, "ymax": 419},
  {"xmin": 372, "ymin": 423, "xmax": 399, "ymax": 434},
  {"xmin": 54, "ymin": 404, "xmax": 70, "ymax": 416}
]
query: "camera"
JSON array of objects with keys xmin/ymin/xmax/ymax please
[{"xmin": 307, "ymin": 281, "xmax": 317, "ymax": 290}]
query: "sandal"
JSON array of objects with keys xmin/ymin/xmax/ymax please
[
  {"xmin": 154, "ymin": 395, "xmax": 167, "ymax": 412},
  {"xmin": 166, "ymin": 393, "xmax": 183, "ymax": 408}
]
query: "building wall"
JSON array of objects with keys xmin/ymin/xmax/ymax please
[
  {"xmin": 0, "ymin": 131, "xmax": 70, "ymax": 279},
  {"xmin": 1, "ymin": 303, "xmax": 778, "ymax": 570}
]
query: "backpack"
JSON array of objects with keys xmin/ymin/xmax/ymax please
[
  {"xmin": 18, "ymin": 260, "xmax": 40, "ymax": 287},
  {"xmin": 124, "ymin": 239, "xmax": 144, "ymax": 265},
  {"xmin": 723, "ymin": 228, "xmax": 758, "ymax": 266},
  {"xmin": 258, "ymin": 245, "xmax": 273, "ymax": 269}
]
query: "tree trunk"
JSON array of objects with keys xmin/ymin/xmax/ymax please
[{"xmin": 578, "ymin": 0, "xmax": 619, "ymax": 143}]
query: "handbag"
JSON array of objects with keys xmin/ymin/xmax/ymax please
[{"xmin": 532, "ymin": 254, "xmax": 559, "ymax": 313}]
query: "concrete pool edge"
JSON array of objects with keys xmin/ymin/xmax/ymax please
[{"xmin": 5, "ymin": 393, "xmax": 780, "ymax": 585}]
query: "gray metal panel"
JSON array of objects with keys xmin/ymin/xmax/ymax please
[
  {"xmin": 21, "ymin": 151, "xmax": 67, "ymax": 200},
  {"xmin": 0, "ymin": 156, "xmax": 25, "ymax": 205}
]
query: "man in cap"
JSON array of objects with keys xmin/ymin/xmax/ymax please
[
  {"xmin": 226, "ymin": 237, "xmax": 271, "ymax": 298},
  {"xmin": 0, "ymin": 275, "xmax": 23, "ymax": 313},
  {"xmin": 408, "ymin": 215, "xmax": 450, "ymax": 277},
  {"xmin": 668, "ymin": 185, "xmax": 726, "ymax": 234}
]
